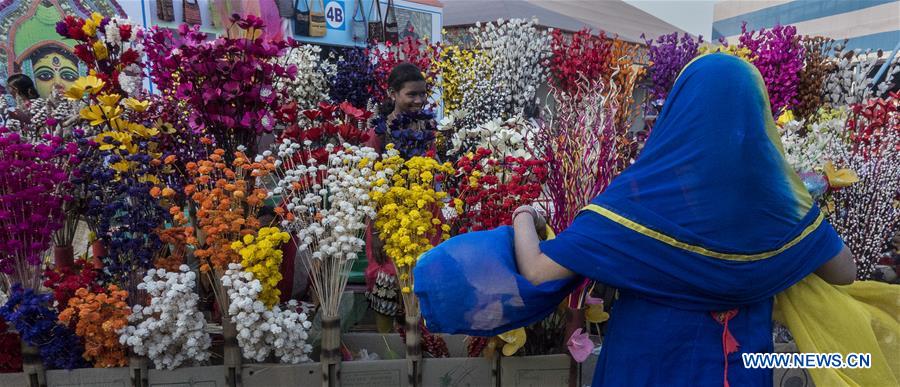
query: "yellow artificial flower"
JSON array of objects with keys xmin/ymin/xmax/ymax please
[
  {"xmin": 80, "ymin": 105, "xmax": 109, "ymax": 126},
  {"xmin": 71, "ymin": 76, "xmax": 106, "ymax": 96},
  {"xmin": 82, "ymin": 20, "xmax": 97, "ymax": 37},
  {"xmin": 97, "ymin": 93, "xmax": 121, "ymax": 107},
  {"xmin": 498, "ymin": 328, "xmax": 527, "ymax": 356},
  {"xmin": 92, "ymin": 40, "xmax": 109, "ymax": 60},
  {"xmin": 110, "ymin": 160, "xmax": 131, "ymax": 173},
  {"xmin": 776, "ymin": 110, "xmax": 794, "ymax": 127}
]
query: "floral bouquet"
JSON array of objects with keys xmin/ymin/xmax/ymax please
[
  {"xmin": 142, "ymin": 15, "xmax": 297, "ymax": 155},
  {"xmin": 469, "ymin": 18, "xmax": 551, "ymax": 116},
  {"xmin": 0, "ymin": 285, "xmax": 87, "ymax": 369},
  {"xmin": 737, "ymin": 23, "xmax": 805, "ymax": 117},
  {"xmin": 328, "ymin": 48, "xmax": 376, "ymax": 109},
  {"xmin": 0, "ymin": 128, "xmax": 77, "ymax": 290},
  {"xmin": 58, "ymin": 285, "xmax": 131, "ymax": 367},
  {"xmin": 278, "ymin": 101, "xmax": 372, "ymax": 165},
  {"xmin": 266, "ymin": 142, "xmax": 378, "ymax": 316},
  {"xmin": 445, "ymin": 148, "xmax": 548, "ymax": 235},
  {"xmin": 373, "ymin": 110, "xmax": 438, "ymax": 159},
  {"xmin": 369, "ymin": 145, "xmax": 453, "ymax": 316},
  {"xmin": 549, "ymin": 29, "xmax": 612, "ymax": 97},
  {"xmin": 118, "ymin": 266, "xmax": 211, "ymax": 370},
  {"xmin": 641, "ymin": 32, "xmax": 701, "ymax": 120},
  {"xmin": 440, "ymin": 115, "xmax": 536, "ymax": 161},
  {"xmin": 274, "ymin": 44, "xmax": 337, "ymax": 111},
  {"xmin": 56, "ymin": 13, "xmax": 144, "ymax": 96},
  {"xmin": 827, "ymin": 93, "xmax": 900, "ymax": 279}
]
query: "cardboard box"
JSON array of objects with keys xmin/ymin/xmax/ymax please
[
  {"xmin": 0, "ymin": 372, "xmax": 27, "ymax": 386},
  {"xmin": 46, "ymin": 367, "xmax": 130, "ymax": 386},
  {"xmin": 148, "ymin": 365, "xmax": 227, "ymax": 386},
  {"xmin": 422, "ymin": 357, "xmax": 494, "ymax": 387},
  {"xmin": 242, "ymin": 363, "xmax": 321, "ymax": 386},
  {"xmin": 341, "ymin": 359, "xmax": 408, "ymax": 387},
  {"xmin": 499, "ymin": 354, "xmax": 570, "ymax": 387},
  {"xmin": 342, "ymin": 333, "xmax": 406, "ymax": 360}
]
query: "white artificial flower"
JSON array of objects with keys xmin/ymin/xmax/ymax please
[
  {"xmin": 119, "ymin": 266, "xmax": 211, "ymax": 370},
  {"xmin": 221, "ymin": 264, "xmax": 314, "ymax": 363}
]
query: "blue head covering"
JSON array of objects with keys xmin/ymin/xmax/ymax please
[{"xmin": 414, "ymin": 54, "xmax": 844, "ymax": 335}]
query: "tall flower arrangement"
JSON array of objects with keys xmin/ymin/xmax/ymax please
[
  {"xmin": 329, "ymin": 48, "xmax": 376, "ymax": 109},
  {"xmin": 445, "ymin": 148, "xmax": 548, "ymax": 234},
  {"xmin": 275, "ymin": 44, "xmax": 337, "ymax": 111},
  {"xmin": 827, "ymin": 94, "xmax": 900, "ymax": 279},
  {"xmin": 440, "ymin": 115, "xmax": 536, "ymax": 161},
  {"xmin": 278, "ymin": 101, "xmax": 372, "ymax": 165},
  {"xmin": 778, "ymin": 109, "xmax": 847, "ymax": 174},
  {"xmin": 794, "ymin": 36, "xmax": 835, "ymax": 123},
  {"xmin": 642, "ymin": 32, "xmax": 701, "ymax": 116},
  {"xmin": 221, "ymin": 262, "xmax": 313, "ymax": 363},
  {"xmin": 373, "ymin": 110, "xmax": 438, "ymax": 159},
  {"xmin": 0, "ymin": 129, "xmax": 76, "ymax": 290},
  {"xmin": 436, "ymin": 45, "xmax": 488, "ymax": 113},
  {"xmin": 142, "ymin": 15, "xmax": 297, "ymax": 155},
  {"xmin": 174, "ymin": 149, "xmax": 271, "ymax": 312},
  {"xmin": 536, "ymin": 81, "xmax": 620, "ymax": 232},
  {"xmin": 55, "ymin": 14, "xmax": 144, "ymax": 95},
  {"xmin": 548, "ymin": 29, "xmax": 612, "ymax": 96},
  {"xmin": 470, "ymin": 18, "xmax": 551, "ymax": 116},
  {"xmin": 824, "ymin": 44, "xmax": 900, "ymax": 107},
  {"xmin": 0, "ymin": 285, "xmax": 87, "ymax": 369},
  {"xmin": 737, "ymin": 23, "xmax": 805, "ymax": 116},
  {"xmin": 266, "ymin": 142, "xmax": 378, "ymax": 320},
  {"xmin": 369, "ymin": 145, "xmax": 453, "ymax": 315}
]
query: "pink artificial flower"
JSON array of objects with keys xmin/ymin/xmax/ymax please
[{"xmin": 567, "ymin": 328, "xmax": 594, "ymax": 363}]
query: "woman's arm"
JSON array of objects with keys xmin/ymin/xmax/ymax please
[
  {"xmin": 513, "ymin": 205, "xmax": 575, "ymax": 285},
  {"xmin": 815, "ymin": 245, "xmax": 856, "ymax": 285}
]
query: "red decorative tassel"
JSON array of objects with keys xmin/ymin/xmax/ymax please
[{"xmin": 711, "ymin": 309, "xmax": 740, "ymax": 387}]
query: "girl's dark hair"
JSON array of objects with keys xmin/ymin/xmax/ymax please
[
  {"xmin": 7, "ymin": 74, "xmax": 39, "ymax": 100},
  {"xmin": 378, "ymin": 62, "xmax": 425, "ymax": 116}
]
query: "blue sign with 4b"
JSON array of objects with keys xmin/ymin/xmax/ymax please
[{"xmin": 325, "ymin": 0, "xmax": 346, "ymax": 31}]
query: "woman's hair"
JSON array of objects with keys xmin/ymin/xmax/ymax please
[
  {"xmin": 378, "ymin": 62, "xmax": 426, "ymax": 116},
  {"xmin": 7, "ymin": 74, "xmax": 39, "ymax": 100}
]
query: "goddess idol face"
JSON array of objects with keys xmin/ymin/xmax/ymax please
[{"xmin": 31, "ymin": 50, "xmax": 79, "ymax": 98}]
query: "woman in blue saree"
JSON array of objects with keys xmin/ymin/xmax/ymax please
[{"xmin": 414, "ymin": 53, "xmax": 857, "ymax": 386}]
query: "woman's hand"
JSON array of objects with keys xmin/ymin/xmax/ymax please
[
  {"xmin": 513, "ymin": 205, "xmax": 548, "ymax": 240},
  {"xmin": 512, "ymin": 205, "xmax": 574, "ymax": 285}
]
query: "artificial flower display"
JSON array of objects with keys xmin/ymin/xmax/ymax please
[
  {"xmin": 370, "ymin": 145, "xmax": 454, "ymax": 314},
  {"xmin": 118, "ymin": 266, "xmax": 211, "ymax": 370},
  {"xmin": 230, "ymin": 227, "xmax": 291, "ymax": 309},
  {"xmin": 221, "ymin": 263, "xmax": 313, "ymax": 363},
  {"xmin": 58, "ymin": 285, "xmax": 131, "ymax": 367}
]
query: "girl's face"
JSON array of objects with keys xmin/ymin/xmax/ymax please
[{"xmin": 390, "ymin": 80, "xmax": 427, "ymax": 113}]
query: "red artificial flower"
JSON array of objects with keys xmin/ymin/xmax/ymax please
[
  {"xmin": 73, "ymin": 44, "xmax": 93, "ymax": 63},
  {"xmin": 120, "ymin": 49, "xmax": 140, "ymax": 66},
  {"xmin": 118, "ymin": 24, "xmax": 132, "ymax": 41}
]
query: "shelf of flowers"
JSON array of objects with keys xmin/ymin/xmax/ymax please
[{"xmin": 0, "ymin": 10, "xmax": 896, "ymax": 387}]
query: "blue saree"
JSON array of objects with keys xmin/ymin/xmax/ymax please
[{"xmin": 414, "ymin": 54, "xmax": 844, "ymax": 386}]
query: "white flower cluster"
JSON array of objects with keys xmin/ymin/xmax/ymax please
[
  {"xmin": 273, "ymin": 141, "xmax": 378, "ymax": 262},
  {"xmin": 221, "ymin": 263, "xmax": 313, "ymax": 363},
  {"xmin": 441, "ymin": 114, "xmax": 535, "ymax": 159},
  {"xmin": 276, "ymin": 44, "xmax": 337, "ymax": 111},
  {"xmin": 118, "ymin": 265, "xmax": 211, "ymax": 370},
  {"xmin": 824, "ymin": 45, "xmax": 899, "ymax": 107},
  {"xmin": 470, "ymin": 18, "xmax": 551, "ymax": 116},
  {"xmin": 779, "ymin": 113, "xmax": 847, "ymax": 173}
]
